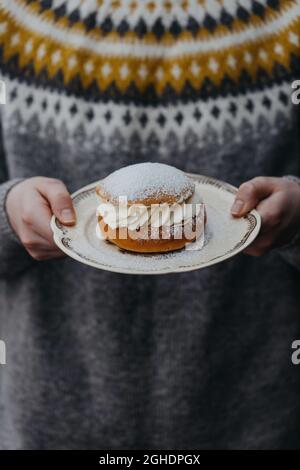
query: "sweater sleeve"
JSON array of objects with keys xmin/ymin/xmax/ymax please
[
  {"xmin": 0, "ymin": 179, "xmax": 35, "ymax": 278},
  {"xmin": 0, "ymin": 138, "xmax": 33, "ymax": 278}
]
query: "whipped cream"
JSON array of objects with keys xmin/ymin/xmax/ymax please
[{"xmin": 96, "ymin": 188, "xmax": 204, "ymax": 233}]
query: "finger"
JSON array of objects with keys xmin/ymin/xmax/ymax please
[
  {"xmin": 19, "ymin": 227, "xmax": 51, "ymax": 248},
  {"xmin": 231, "ymin": 177, "xmax": 278, "ymax": 217},
  {"xmin": 243, "ymin": 187, "xmax": 292, "ymax": 255},
  {"xmin": 255, "ymin": 192, "xmax": 285, "ymax": 235},
  {"xmin": 243, "ymin": 246, "xmax": 267, "ymax": 257},
  {"xmin": 21, "ymin": 191, "xmax": 57, "ymax": 244},
  {"xmin": 27, "ymin": 249, "xmax": 66, "ymax": 261},
  {"xmin": 19, "ymin": 227, "xmax": 61, "ymax": 254},
  {"xmin": 243, "ymin": 234, "xmax": 274, "ymax": 256},
  {"xmin": 36, "ymin": 179, "xmax": 76, "ymax": 226},
  {"xmin": 243, "ymin": 216, "xmax": 286, "ymax": 256},
  {"xmin": 243, "ymin": 238, "xmax": 273, "ymax": 256},
  {"xmin": 27, "ymin": 244, "xmax": 63, "ymax": 254}
]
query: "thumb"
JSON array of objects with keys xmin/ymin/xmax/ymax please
[
  {"xmin": 37, "ymin": 178, "xmax": 76, "ymax": 226},
  {"xmin": 231, "ymin": 177, "xmax": 276, "ymax": 217}
]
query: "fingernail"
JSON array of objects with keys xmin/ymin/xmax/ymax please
[
  {"xmin": 60, "ymin": 209, "xmax": 75, "ymax": 223},
  {"xmin": 231, "ymin": 199, "xmax": 244, "ymax": 215}
]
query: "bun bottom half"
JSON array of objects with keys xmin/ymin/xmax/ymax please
[{"xmin": 97, "ymin": 215, "xmax": 206, "ymax": 254}]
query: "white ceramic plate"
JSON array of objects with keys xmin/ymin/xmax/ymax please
[{"xmin": 51, "ymin": 174, "xmax": 261, "ymax": 275}]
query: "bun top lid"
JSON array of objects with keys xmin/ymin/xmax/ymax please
[{"xmin": 97, "ymin": 162, "xmax": 195, "ymax": 205}]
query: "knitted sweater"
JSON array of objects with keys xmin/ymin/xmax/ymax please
[{"xmin": 0, "ymin": 0, "xmax": 300, "ymax": 450}]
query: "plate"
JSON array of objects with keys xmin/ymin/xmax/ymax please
[{"xmin": 51, "ymin": 174, "xmax": 261, "ymax": 275}]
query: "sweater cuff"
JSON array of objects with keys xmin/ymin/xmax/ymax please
[{"xmin": 0, "ymin": 179, "xmax": 23, "ymax": 245}]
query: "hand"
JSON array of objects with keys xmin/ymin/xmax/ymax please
[
  {"xmin": 231, "ymin": 177, "xmax": 300, "ymax": 256},
  {"xmin": 6, "ymin": 177, "xmax": 76, "ymax": 260}
]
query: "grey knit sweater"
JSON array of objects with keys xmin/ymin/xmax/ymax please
[{"xmin": 0, "ymin": 0, "xmax": 300, "ymax": 450}]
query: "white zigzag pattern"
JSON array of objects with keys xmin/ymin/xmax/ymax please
[
  {"xmin": 1, "ymin": 0, "xmax": 300, "ymax": 58},
  {"xmin": 38, "ymin": 0, "xmax": 256, "ymax": 27},
  {"xmin": 1, "ymin": 77, "xmax": 292, "ymax": 150}
]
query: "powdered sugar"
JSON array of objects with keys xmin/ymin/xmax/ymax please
[{"xmin": 99, "ymin": 162, "xmax": 194, "ymax": 203}]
